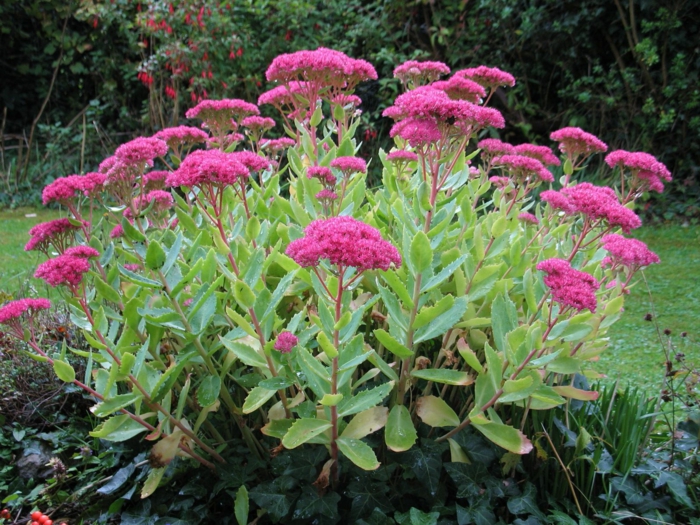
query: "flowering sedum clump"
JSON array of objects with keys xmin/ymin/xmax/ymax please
[{"xmin": 3, "ymin": 47, "xmax": 670, "ymax": 496}]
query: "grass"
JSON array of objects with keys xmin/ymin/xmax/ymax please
[
  {"xmin": 1, "ymin": 208, "xmax": 698, "ymax": 390},
  {"xmin": 598, "ymin": 225, "xmax": 700, "ymax": 390},
  {"xmin": 0, "ymin": 207, "xmax": 63, "ymax": 298}
]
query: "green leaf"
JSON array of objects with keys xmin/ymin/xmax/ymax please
[
  {"xmin": 91, "ymin": 393, "xmax": 143, "ymax": 418},
  {"xmin": 414, "ymin": 296, "xmax": 468, "ymax": 343},
  {"xmin": 337, "ymin": 381, "xmax": 394, "ymax": 417},
  {"xmin": 261, "ymin": 418, "xmax": 294, "ymax": 439},
  {"xmin": 259, "ymin": 376, "xmax": 294, "ymax": 390},
  {"xmin": 226, "ymin": 308, "xmax": 259, "ymax": 338},
  {"xmin": 235, "ymin": 485, "xmax": 249, "ymax": 525},
  {"xmin": 491, "ymin": 293, "xmax": 518, "ymax": 352},
  {"xmin": 151, "ymin": 351, "xmax": 197, "ymax": 403},
  {"xmin": 233, "ymin": 280, "xmax": 256, "ymax": 309},
  {"xmin": 282, "ymin": 418, "xmax": 332, "ymax": 448},
  {"xmin": 415, "ymin": 396, "xmax": 460, "ymax": 427},
  {"xmin": 410, "ymin": 369, "xmax": 473, "ymax": 386},
  {"xmin": 420, "ymin": 255, "xmax": 468, "ymax": 293},
  {"xmin": 197, "ymin": 375, "xmax": 221, "ymax": 407},
  {"xmin": 249, "ymin": 478, "xmax": 294, "ymax": 522},
  {"xmin": 93, "ymin": 275, "xmax": 122, "ymax": 304},
  {"xmin": 141, "ymin": 467, "xmax": 166, "ymax": 499},
  {"xmin": 395, "ymin": 507, "xmax": 439, "ymax": 525},
  {"xmin": 471, "ymin": 415, "xmax": 533, "ymax": 454},
  {"xmin": 381, "ymin": 270, "xmax": 414, "ymax": 309},
  {"xmin": 337, "ymin": 437, "xmax": 380, "ymax": 470},
  {"xmin": 317, "ymin": 331, "xmax": 339, "ymax": 358},
  {"xmin": 89, "ymin": 414, "xmax": 148, "ymax": 442},
  {"xmin": 53, "ymin": 359, "xmax": 76, "ymax": 382},
  {"xmin": 410, "ymin": 231, "xmax": 432, "ymax": 275},
  {"xmin": 242, "ymin": 386, "xmax": 277, "ymax": 414},
  {"xmin": 374, "ymin": 329, "xmax": 412, "ymax": 358},
  {"xmin": 220, "ymin": 338, "xmax": 267, "ymax": 368},
  {"xmin": 385, "ymin": 405, "xmax": 417, "ymax": 452},
  {"xmin": 145, "ymin": 240, "xmax": 166, "ymax": 270},
  {"xmin": 293, "ymin": 485, "xmax": 341, "ymax": 521},
  {"xmin": 413, "ymin": 295, "xmax": 454, "ymax": 329},
  {"xmin": 119, "ymin": 264, "xmax": 162, "ymax": 289},
  {"xmin": 341, "ymin": 407, "xmax": 388, "ymax": 439}
]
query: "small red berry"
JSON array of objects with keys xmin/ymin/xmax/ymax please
[
  {"xmin": 45, "ymin": 520, "xmax": 53, "ymax": 525},
  {"xmin": 38, "ymin": 516, "xmax": 50, "ymax": 524},
  {"xmin": 31, "ymin": 511, "xmax": 43, "ymax": 520},
  {"xmin": 32, "ymin": 522, "xmax": 40, "ymax": 525}
]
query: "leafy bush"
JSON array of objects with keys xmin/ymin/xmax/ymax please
[{"xmin": 0, "ymin": 48, "xmax": 679, "ymax": 522}]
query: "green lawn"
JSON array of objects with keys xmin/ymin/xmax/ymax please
[
  {"xmin": 1, "ymin": 208, "xmax": 697, "ymax": 390},
  {"xmin": 0, "ymin": 207, "xmax": 63, "ymax": 297},
  {"xmin": 598, "ymin": 225, "xmax": 700, "ymax": 390}
]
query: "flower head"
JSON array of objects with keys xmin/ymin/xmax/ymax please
[
  {"xmin": 145, "ymin": 190, "xmax": 175, "ymax": 211},
  {"xmin": 537, "ymin": 258, "xmax": 599, "ymax": 312},
  {"xmin": 261, "ymin": 137, "xmax": 296, "ymax": 153},
  {"xmin": 35, "ymin": 254, "xmax": 92, "ymax": 288},
  {"xmin": 241, "ymin": 116, "xmax": 276, "ymax": 133},
  {"xmin": 477, "ymin": 138, "xmax": 516, "ymax": 160},
  {"xmin": 25, "ymin": 219, "xmax": 82, "ymax": 253},
  {"xmin": 389, "ymin": 117, "xmax": 442, "ymax": 147},
  {"xmin": 257, "ymin": 85, "xmax": 295, "ymax": 108},
  {"xmin": 186, "ymin": 99, "xmax": 259, "ymax": 128},
  {"xmin": 550, "ymin": 127, "xmax": 607, "ymax": 157},
  {"xmin": 154, "ymin": 126, "xmax": 209, "ymax": 149},
  {"xmin": 63, "ymin": 245, "xmax": 100, "ymax": 259},
  {"xmin": 330, "ymin": 156, "xmax": 367, "ymax": 175},
  {"xmin": 286, "ymin": 216, "xmax": 401, "ymax": 272},
  {"xmin": 307, "ymin": 166, "xmax": 337, "ymax": 185},
  {"xmin": 514, "ymin": 144, "xmax": 561, "ymax": 166},
  {"xmin": 42, "ymin": 173, "xmax": 105, "ymax": 205},
  {"xmin": 0, "ymin": 298, "xmax": 51, "ymax": 327},
  {"xmin": 115, "ymin": 137, "xmax": 168, "ymax": 164},
  {"xmin": 143, "ymin": 170, "xmax": 170, "ymax": 190},
  {"xmin": 386, "ymin": 150, "xmax": 418, "ymax": 163},
  {"xmin": 315, "ymin": 189, "xmax": 339, "ymax": 201},
  {"xmin": 432, "ymin": 76, "xmax": 486, "ymax": 103},
  {"xmin": 542, "ymin": 183, "xmax": 641, "ymax": 233},
  {"xmin": 274, "ymin": 332, "xmax": 298, "ymax": 353},
  {"xmin": 393, "ymin": 60, "xmax": 450, "ymax": 86},
  {"xmin": 231, "ymin": 151, "xmax": 270, "ymax": 173},
  {"xmin": 518, "ymin": 212, "xmax": 539, "ymax": 225},
  {"xmin": 454, "ymin": 66, "xmax": 516, "ymax": 90},
  {"xmin": 166, "ymin": 149, "xmax": 250, "ymax": 188},
  {"xmin": 601, "ymin": 234, "xmax": 660, "ymax": 268},
  {"xmin": 492, "ymin": 155, "xmax": 553, "ymax": 183},
  {"xmin": 604, "ymin": 150, "xmax": 672, "ymax": 194}
]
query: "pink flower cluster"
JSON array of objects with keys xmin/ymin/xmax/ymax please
[
  {"xmin": 384, "ymin": 86, "xmax": 504, "ymax": 145},
  {"xmin": 261, "ymin": 137, "xmax": 296, "ymax": 153},
  {"xmin": 231, "ymin": 151, "xmax": 270, "ymax": 173},
  {"xmin": 455, "ymin": 66, "xmax": 516, "ymax": 90},
  {"xmin": 514, "ymin": 144, "xmax": 561, "ymax": 166},
  {"xmin": 537, "ymin": 258, "xmax": 599, "ymax": 312},
  {"xmin": 518, "ymin": 212, "xmax": 539, "ymax": 225},
  {"xmin": 307, "ymin": 166, "xmax": 337, "ymax": 185},
  {"xmin": 541, "ymin": 182, "xmax": 642, "ymax": 233},
  {"xmin": 0, "ymin": 298, "xmax": 51, "ymax": 326},
  {"xmin": 432, "ymin": 76, "xmax": 486, "ymax": 103},
  {"xmin": 492, "ymin": 154, "xmax": 554, "ymax": 183},
  {"xmin": 266, "ymin": 48, "xmax": 377, "ymax": 91},
  {"xmin": 550, "ymin": 127, "xmax": 607, "ymax": 157},
  {"xmin": 35, "ymin": 246, "xmax": 98, "ymax": 288},
  {"xmin": 330, "ymin": 156, "xmax": 367, "ymax": 175},
  {"xmin": 241, "ymin": 116, "xmax": 276, "ymax": 133},
  {"xmin": 115, "ymin": 137, "xmax": 168, "ymax": 164},
  {"xmin": 186, "ymin": 99, "xmax": 259, "ymax": 123},
  {"xmin": 166, "ymin": 150, "xmax": 250, "ymax": 188},
  {"xmin": 393, "ymin": 60, "xmax": 451, "ymax": 86},
  {"xmin": 605, "ymin": 150, "xmax": 672, "ymax": 193},
  {"xmin": 154, "ymin": 126, "xmax": 209, "ymax": 149},
  {"xmin": 145, "ymin": 190, "xmax": 175, "ymax": 211},
  {"xmin": 286, "ymin": 216, "xmax": 402, "ymax": 272},
  {"xmin": 386, "ymin": 150, "xmax": 419, "ymax": 163},
  {"xmin": 477, "ymin": 139, "xmax": 516, "ymax": 162},
  {"xmin": 42, "ymin": 173, "xmax": 106, "ymax": 205},
  {"xmin": 257, "ymin": 85, "xmax": 295, "ymax": 108},
  {"xmin": 143, "ymin": 170, "xmax": 169, "ymax": 190},
  {"xmin": 274, "ymin": 331, "xmax": 298, "ymax": 353},
  {"xmin": 25, "ymin": 218, "xmax": 81, "ymax": 253},
  {"xmin": 601, "ymin": 234, "xmax": 660, "ymax": 268},
  {"xmin": 315, "ymin": 189, "xmax": 339, "ymax": 201}
]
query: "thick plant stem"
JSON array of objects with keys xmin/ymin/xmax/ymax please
[{"xmin": 329, "ymin": 271, "xmax": 344, "ymax": 485}]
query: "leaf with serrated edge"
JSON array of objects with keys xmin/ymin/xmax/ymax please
[
  {"xmin": 242, "ymin": 386, "xmax": 276, "ymax": 414},
  {"xmin": 282, "ymin": 418, "xmax": 332, "ymax": 449},
  {"xmin": 471, "ymin": 415, "xmax": 533, "ymax": 454},
  {"xmin": 337, "ymin": 437, "xmax": 380, "ymax": 470},
  {"xmin": 411, "ymin": 369, "xmax": 473, "ymax": 386}
]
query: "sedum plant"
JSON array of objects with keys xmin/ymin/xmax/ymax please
[{"xmin": 1, "ymin": 48, "xmax": 670, "ymax": 495}]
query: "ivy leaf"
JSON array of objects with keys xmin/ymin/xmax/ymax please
[
  {"xmin": 394, "ymin": 507, "xmax": 439, "ymax": 525},
  {"xmin": 456, "ymin": 498, "xmax": 496, "ymax": 525},
  {"xmin": 292, "ymin": 485, "xmax": 340, "ymax": 521},
  {"xmin": 346, "ymin": 479, "xmax": 394, "ymax": 523},
  {"xmin": 249, "ymin": 477, "xmax": 296, "ymax": 522},
  {"xmin": 97, "ymin": 464, "xmax": 135, "ymax": 495},
  {"xmin": 507, "ymin": 482, "xmax": 546, "ymax": 520},
  {"xmin": 401, "ymin": 440, "xmax": 445, "ymax": 497},
  {"xmin": 445, "ymin": 462, "xmax": 490, "ymax": 499}
]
